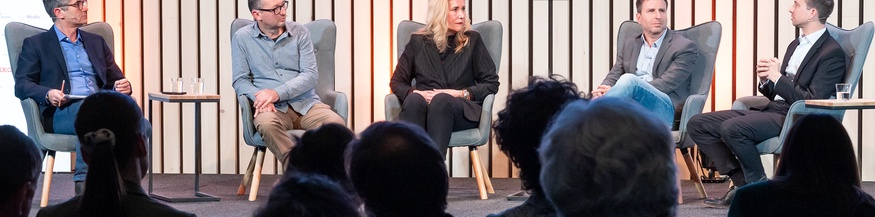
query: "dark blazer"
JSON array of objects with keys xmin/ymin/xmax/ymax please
[
  {"xmin": 601, "ymin": 29, "xmax": 700, "ymax": 114},
  {"xmin": 390, "ymin": 31, "xmax": 500, "ymax": 121},
  {"xmin": 13, "ymin": 26, "xmax": 127, "ymax": 130},
  {"xmin": 756, "ymin": 30, "xmax": 847, "ymax": 114},
  {"xmin": 37, "ymin": 181, "xmax": 196, "ymax": 217}
]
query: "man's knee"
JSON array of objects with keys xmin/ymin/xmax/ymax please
[
  {"xmin": 428, "ymin": 93, "xmax": 455, "ymax": 109},
  {"xmin": 615, "ymin": 74, "xmax": 640, "ymax": 86}
]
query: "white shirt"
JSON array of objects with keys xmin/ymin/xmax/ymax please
[
  {"xmin": 771, "ymin": 27, "xmax": 827, "ymax": 101},
  {"xmin": 635, "ymin": 29, "xmax": 668, "ymax": 82}
]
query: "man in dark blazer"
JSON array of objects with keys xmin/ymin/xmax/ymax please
[
  {"xmin": 688, "ymin": 0, "xmax": 845, "ymax": 208},
  {"xmin": 592, "ymin": 0, "xmax": 700, "ymax": 129},
  {"xmin": 13, "ymin": 0, "xmax": 132, "ymax": 194}
]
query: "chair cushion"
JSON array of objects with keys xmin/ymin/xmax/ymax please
[
  {"xmin": 448, "ymin": 128, "xmax": 484, "ymax": 147},
  {"xmin": 756, "ymin": 138, "xmax": 782, "ymax": 155}
]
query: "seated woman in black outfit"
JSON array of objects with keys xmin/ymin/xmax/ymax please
[
  {"xmin": 729, "ymin": 114, "xmax": 875, "ymax": 216},
  {"xmin": 389, "ymin": 0, "xmax": 500, "ymax": 157}
]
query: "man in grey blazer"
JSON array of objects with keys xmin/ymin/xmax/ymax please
[{"xmin": 592, "ymin": 0, "xmax": 700, "ymax": 129}]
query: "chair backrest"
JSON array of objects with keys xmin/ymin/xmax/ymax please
[
  {"xmin": 616, "ymin": 21, "xmax": 721, "ymax": 96},
  {"xmin": 826, "ymin": 22, "xmax": 874, "ymax": 97},
  {"xmin": 230, "ymin": 19, "xmax": 339, "ymax": 106},
  {"xmin": 396, "ymin": 20, "xmax": 503, "ymax": 73},
  {"xmin": 6, "ymin": 22, "xmax": 114, "ymax": 74}
]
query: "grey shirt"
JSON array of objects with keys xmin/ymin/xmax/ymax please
[{"xmin": 232, "ymin": 21, "xmax": 320, "ymax": 115}]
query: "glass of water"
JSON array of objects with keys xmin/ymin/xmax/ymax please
[
  {"xmin": 170, "ymin": 77, "xmax": 184, "ymax": 93},
  {"xmin": 836, "ymin": 83, "xmax": 850, "ymax": 101},
  {"xmin": 191, "ymin": 78, "xmax": 205, "ymax": 94}
]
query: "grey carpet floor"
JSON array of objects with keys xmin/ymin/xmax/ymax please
[{"xmin": 30, "ymin": 173, "xmax": 870, "ymax": 217}]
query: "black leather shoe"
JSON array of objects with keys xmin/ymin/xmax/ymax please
[
  {"xmin": 74, "ymin": 181, "xmax": 85, "ymax": 196},
  {"xmin": 703, "ymin": 185, "xmax": 737, "ymax": 209}
]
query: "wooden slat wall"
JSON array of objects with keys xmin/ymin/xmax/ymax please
[{"xmin": 84, "ymin": 0, "xmax": 875, "ymax": 180}]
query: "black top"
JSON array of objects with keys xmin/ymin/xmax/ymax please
[
  {"xmin": 37, "ymin": 181, "xmax": 196, "ymax": 217},
  {"xmin": 390, "ymin": 31, "xmax": 500, "ymax": 121},
  {"xmin": 729, "ymin": 180, "xmax": 875, "ymax": 217}
]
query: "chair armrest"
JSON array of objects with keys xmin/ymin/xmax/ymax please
[
  {"xmin": 385, "ymin": 94, "xmax": 401, "ymax": 122},
  {"xmin": 237, "ymin": 94, "xmax": 260, "ymax": 146},
  {"xmin": 334, "ymin": 92, "xmax": 349, "ymax": 125},
  {"xmin": 676, "ymin": 94, "xmax": 707, "ymax": 147},
  {"xmin": 731, "ymin": 96, "xmax": 770, "ymax": 110},
  {"xmin": 20, "ymin": 98, "xmax": 47, "ymax": 151},
  {"xmin": 777, "ymin": 100, "xmax": 847, "ymax": 143},
  {"xmin": 477, "ymin": 94, "xmax": 496, "ymax": 133}
]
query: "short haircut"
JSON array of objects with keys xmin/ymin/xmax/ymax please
[
  {"xmin": 348, "ymin": 121, "xmax": 449, "ymax": 217},
  {"xmin": 493, "ymin": 76, "xmax": 580, "ymax": 192},
  {"xmin": 286, "ymin": 123, "xmax": 355, "ymax": 193},
  {"xmin": 248, "ymin": 0, "xmax": 263, "ymax": 12},
  {"xmin": 539, "ymin": 98, "xmax": 677, "ymax": 217},
  {"xmin": 806, "ymin": 0, "xmax": 835, "ymax": 24},
  {"xmin": 0, "ymin": 125, "xmax": 41, "ymax": 205},
  {"xmin": 42, "ymin": 0, "xmax": 68, "ymax": 21},
  {"xmin": 635, "ymin": 0, "xmax": 668, "ymax": 13},
  {"xmin": 254, "ymin": 171, "xmax": 360, "ymax": 217}
]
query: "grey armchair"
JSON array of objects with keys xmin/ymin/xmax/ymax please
[
  {"xmin": 731, "ymin": 22, "xmax": 873, "ymax": 168},
  {"xmin": 384, "ymin": 20, "xmax": 502, "ymax": 200},
  {"xmin": 615, "ymin": 20, "xmax": 722, "ymax": 203},
  {"xmin": 231, "ymin": 19, "xmax": 348, "ymax": 201},
  {"xmin": 5, "ymin": 21, "xmax": 115, "ymax": 207}
]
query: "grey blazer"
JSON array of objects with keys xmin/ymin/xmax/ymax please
[{"xmin": 601, "ymin": 29, "xmax": 701, "ymax": 115}]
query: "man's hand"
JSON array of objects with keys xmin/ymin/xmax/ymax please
[
  {"xmin": 412, "ymin": 90, "xmax": 439, "ymax": 104},
  {"xmin": 114, "ymin": 78, "xmax": 132, "ymax": 95},
  {"xmin": 591, "ymin": 85, "xmax": 612, "ymax": 99},
  {"xmin": 432, "ymin": 89, "xmax": 464, "ymax": 98},
  {"xmin": 254, "ymin": 89, "xmax": 280, "ymax": 110},
  {"xmin": 756, "ymin": 58, "xmax": 781, "ymax": 83},
  {"xmin": 47, "ymin": 89, "xmax": 68, "ymax": 107},
  {"xmin": 253, "ymin": 102, "xmax": 277, "ymax": 118}
]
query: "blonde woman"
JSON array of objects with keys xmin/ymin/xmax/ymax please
[{"xmin": 389, "ymin": 0, "xmax": 499, "ymax": 158}]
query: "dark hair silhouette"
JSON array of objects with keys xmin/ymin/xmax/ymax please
[
  {"xmin": 348, "ymin": 121, "xmax": 450, "ymax": 217},
  {"xmin": 493, "ymin": 75, "xmax": 580, "ymax": 192},
  {"xmin": 0, "ymin": 125, "xmax": 41, "ymax": 206},
  {"xmin": 74, "ymin": 91, "xmax": 145, "ymax": 217},
  {"xmin": 285, "ymin": 123, "xmax": 355, "ymax": 193},
  {"xmin": 254, "ymin": 171, "xmax": 360, "ymax": 217}
]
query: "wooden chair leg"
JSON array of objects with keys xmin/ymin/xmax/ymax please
[
  {"xmin": 479, "ymin": 154, "xmax": 495, "ymax": 194},
  {"xmin": 40, "ymin": 151, "xmax": 56, "ymax": 207},
  {"xmin": 469, "ymin": 147, "xmax": 488, "ymax": 200},
  {"xmin": 683, "ymin": 151, "xmax": 708, "ymax": 199},
  {"xmin": 677, "ymin": 174, "xmax": 683, "ymax": 204},
  {"xmin": 238, "ymin": 148, "xmax": 259, "ymax": 195},
  {"xmin": 248, "ymin": 148, "xmax": 266, "ymax": 201}
]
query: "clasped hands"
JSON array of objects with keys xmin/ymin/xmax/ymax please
[
  {"xmin": 253, "ymin": 89, "xmax": 280, "ymax": 117},
  {"xmin": 757, "ymin": 57, "xmax": 782, "ymax": 83},
  {"xmin": 47, "ymin": 79, "xmax": 131, "ymax": 107},
  {"xmin": 413, "ymin": 89, "xmax": 466, "ymax": 104},
  {"xmin": 590, "ymin": 85, "xmax": 612, "ymax": 99}
]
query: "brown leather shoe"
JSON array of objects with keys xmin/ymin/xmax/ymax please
[{"xmin": 703, "ymin": 185, "xmax": 737, "ymax": 209}]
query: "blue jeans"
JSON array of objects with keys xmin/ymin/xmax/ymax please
[
  {"xmin": 53, "ymin": 100, "xmax": 87, "ymax": 182},
  {"xmin": 604, "ymin": 74, "xmax": 675, "ymax": 128}
]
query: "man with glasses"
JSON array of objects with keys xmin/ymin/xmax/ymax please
[
  {"xmin": 232, "ymin": 0, "xmax": 345, "ymax": 169},
  {"xmin": 14, "ymin": 0, "xmax": 133, "ymax": 196}
]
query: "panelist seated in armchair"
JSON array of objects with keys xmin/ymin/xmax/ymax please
[
  {"xmin": 389, "ymin": 0, "xmax": 499, "ymax": 158},
  {"xmin": 13, "ymin": 0, "xmax": 133, "ymax": 194}
]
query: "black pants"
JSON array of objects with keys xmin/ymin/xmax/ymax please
[
  {"xmin": 688, "ymin": 109, "xmax": 785, "ymax": 184},
  {"xmin": 399, "ymin": 93, "xmax": 478, "ymax": 158}
]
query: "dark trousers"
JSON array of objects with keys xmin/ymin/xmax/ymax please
[
  {"xmin": 688, "ymin": 109, "xmax": 785, "ymax": 184},
  {"xmin": 399, "ymin": 93, "xmax": 478, "ymax": 158}
]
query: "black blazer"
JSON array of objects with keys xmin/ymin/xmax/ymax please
[
  {"xmin": 757, "ymin": 30, "xmax": 847, "ymax": 114},
  {"xmin": 13, "ymin": 26, "xmax": 128, "ymax": 130},
  {"xmin": 37, "ymin": 181, "xmax": 196, "ymax": 217},
  {"xmin": 390, "ymin": 31, "xmax": 500, "ymax": 121}
]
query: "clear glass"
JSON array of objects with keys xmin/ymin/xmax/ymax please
[
  {"xmin": 191, "ymin": 78, "xmax": 204, "ymax": 94},
  {"xmin": 169, "ymin": 77, "xmax": 184, "ymax": 93},
  {"xmin": 836, "ymin": 83, "xmax": 851, "ymax": 101}
]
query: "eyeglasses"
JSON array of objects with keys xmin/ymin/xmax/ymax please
[
  {"xmin": 255, "ymin": 1, "xmax": 288, "ymax": 15},
  {"xmin": 60, "ymin": 0, "xmax": 88, "ymax": 10}
]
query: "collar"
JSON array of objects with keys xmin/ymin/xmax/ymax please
[
  {"xmin": 799, "ymin": 27, "xmax": 827, "ymax": 46},
  {"xmin": 249, "ymin": 22, "xmax": 292, "ymax": 39},
  {"xmin": 53, "ymin": 25, "xmax": 81, "ymax": 43},
  {"xmin": 642, "ymin": 28, "xmax": 668, "ymax": 48}
]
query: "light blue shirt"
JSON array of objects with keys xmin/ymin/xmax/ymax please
[
  {"xmin": 635, "ymin": 29, "xmax": 668, "ymax": 82},
  {"xmin": 231, "ymin": 21, "xmax": 320, "ymax": 115},
  {"xmin": 54, "ymin": 26, "xmax": 97, "ymax": 96}
]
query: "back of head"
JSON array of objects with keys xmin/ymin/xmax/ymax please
[
  {"xmin": 348, "ymin": 121, "xmax": 449, "ymax": 217},
  {"xmin": 254, "ymin": 171, "xmax": 360, "ymax": 217},
  {"xmin": 775, "ymin": 114, "xmax": 859, "ymax": 192},
  {"xmin": 0, "ymin": 125, "xmax": 40, "ymax": 217},
  {"xmin": 539, "ymin": 98, "xmax": 677, "ymax": 217},
  {"xmin": 75, "ymin": 91, "xmax": 145, "ymax": 216},
  {"xmin": 286, "ymin": 123, "xmax": 355, "ymax": 193},
  {"xmin": 493, "ymin": 76, "xmax": 580, "ymax": 192},
  {"xmin": 807, "ymin": 0, "xmax": 835, "ymax": 24}
]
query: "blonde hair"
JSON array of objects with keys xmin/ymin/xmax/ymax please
[{"xmin": 417, "ymin": 0, "xmax": 471, "ymax": 54}]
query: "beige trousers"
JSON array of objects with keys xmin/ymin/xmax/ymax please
[{"xmin": 254, "ymin": 103, "xmax": 344, "ymax": 168}]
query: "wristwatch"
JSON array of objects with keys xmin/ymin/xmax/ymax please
[{"xmin": 461, "ymin": 89, "xmax": 470, "ymax": 100}]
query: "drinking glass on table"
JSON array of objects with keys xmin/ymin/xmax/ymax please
[{"xmin": 836, "ymin": 83, "xmax": 850, "ymax": 101}]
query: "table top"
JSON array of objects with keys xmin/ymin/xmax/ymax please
[
  {"xmin": 805, "ymin": 98, "xmax": 875, "ymax": 109},
  {"xmin": 148, "ymin": 93, "xmax": 221, "ymax": 103}
]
